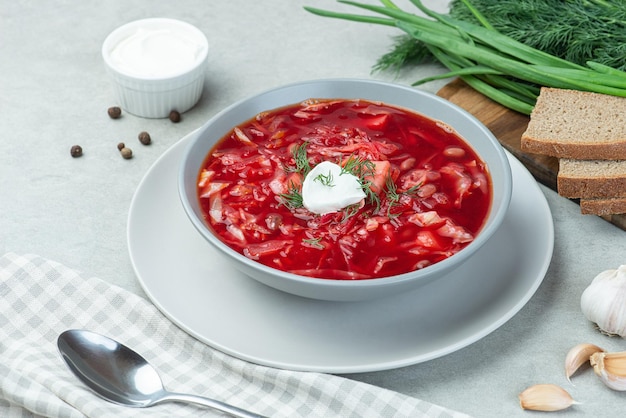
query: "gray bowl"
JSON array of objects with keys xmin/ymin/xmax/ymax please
[{"xmin": 179, "ymin": 79, "xmax": 512, "ymax": 301}]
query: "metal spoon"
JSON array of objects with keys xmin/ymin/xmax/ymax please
[{"xmin": 57, "ymin": 329, "xmax": 267, "ymax": 418}]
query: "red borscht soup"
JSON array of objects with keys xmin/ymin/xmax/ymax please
[{"xmin": 197, "ymin": 99, "xmax": 492, "ymax": 280}]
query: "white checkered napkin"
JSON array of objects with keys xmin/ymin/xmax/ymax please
[{"xmin": 0, "ymin": 253, "xmax": 471, "ymax": 418}]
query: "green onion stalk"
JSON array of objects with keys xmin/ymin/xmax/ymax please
[{"xmin": 304, "ymin": 0, "xmax": 626, "ymax": 115}]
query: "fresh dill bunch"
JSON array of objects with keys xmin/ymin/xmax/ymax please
[
  {"xmin": 374, "ymin": 34, "xmax": 433, "ymax": 72},
  {"xmin": 373, "ymin": 0, "xmax": 626, "ymax": 74},
  {"xmin": 449, "ymin": 0, "xmax": 626, "ymax": 71}
]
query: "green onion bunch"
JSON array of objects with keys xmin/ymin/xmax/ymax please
[{"xmin": 305, "ymin": 0, "xmax": 626, "ymax": 115}]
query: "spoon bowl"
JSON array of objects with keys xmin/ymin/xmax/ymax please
[{"xmin": 57, "ymin": 329, "xmax": 266, "ymax": 418}]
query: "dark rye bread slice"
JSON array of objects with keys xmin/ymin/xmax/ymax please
[
  {"xmin": 581, "ymin": 197, "xmax": 626, "ymax": 215},
  {"xmin": 558, "ymin": 159, "xmax": 626, "ymax": 198},
  {"xmin": 521, "ymin": 87, "xmax": 626, "ymax": 160}
]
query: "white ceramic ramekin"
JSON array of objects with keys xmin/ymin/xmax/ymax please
[{"xmin": 102, "ymin": 18, "xmax": 209, "ymax": 118}]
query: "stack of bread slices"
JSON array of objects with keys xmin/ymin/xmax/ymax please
[{"xmin": 521, "ymin": 87, "xmax": 626, "ymax": 215}]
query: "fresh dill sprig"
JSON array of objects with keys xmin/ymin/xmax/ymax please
[
  {"xmin": 341, "ymin": 203, "xmax": 361, "ymax": 222},
  {"xmin": 385, "ymin": 175, "xmax": 402, "ymax": 218},
  {"xmin": 340, "ymin": 155, "xmax": 381, "ymax": 212},
  {"xmin": 302, "ymin": 237, "xmax": 324, "ymax": 249},
  {"xmin": 362, "ymin": 181, "xmax": 381, "ymax": 213},
  {"xmin": 384, "ymin": 176, "xmax": 422, "ymax": 218},
  {"xmin": 279, "ymin": 182, "xmax": 304, "ymax": 210},
  {"xmin": 285, "ymin": 141, "xmax": 311, "ymax": 176},
  {"xmin": 280, "ymin": 142, "xmax": 311, "ymax": 210},
  {"xmin": 314, "ymin": 170, "xmax": 335, "ymax": 187},
  {"xmin": 341, "ymin": 154, "xmax": 375, "ymax": 178},
  {"xmin": 403, "ymin": 183, "xmax": 422, "ymax": 197},
  {"xmin": 294, "ymin": 142, "xmax": 311, "ymax": 176}
]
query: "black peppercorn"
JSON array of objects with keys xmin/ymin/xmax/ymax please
[
  {"xmin": 117, "ymin": 142, "xmax": 125, "ymax": 151},
  {"xmin": 70, "ymin": 145, "xmax": 83, "ymax": 158},
  {"xmin": 108, "ymin": 106, "xmax": 122, "ymax": 119},
  {"xmin": 138, "ymin": 131, "xmax": 151, "ymax": 145},
  {"xmin": 169, "ymin": 110, "xmax": 181, "ymax": 123},
  {"xmin": 120, "ymin": 147, "xmax": 133, "ymax": 159}
]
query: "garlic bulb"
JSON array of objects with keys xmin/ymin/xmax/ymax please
[
  {"xmin": 580, "ymin": 265, "xmax": 626, "ymax": 337},
  {"xmin": 590, "ymin": 351, "xmax": 626, "ymax": 391}
]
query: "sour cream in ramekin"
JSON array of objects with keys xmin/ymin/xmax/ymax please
[
  {"xmin": 109, "ymin": 27, "xmax": 205, "ymax": 78},
  {"xmin": 102, "ymin": 18, "xmax": 209, "ymax": 118}
]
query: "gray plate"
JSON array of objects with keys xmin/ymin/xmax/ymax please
[{"xmin": 127, "ymin": 131, "xmax": 553, "ymax": 373}]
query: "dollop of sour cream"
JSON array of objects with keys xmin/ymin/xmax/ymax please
[
  {"xmin": 302, "ymin": 161, "xmax": 366, "ymax": 215},
  {"xmin": 110, "ymin": 27, "xmax": 204, "ymax": 78}
]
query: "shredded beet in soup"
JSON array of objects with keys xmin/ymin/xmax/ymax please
[{"xmin": 197, "ymin": 99, "xmax": 491, "ymax": 280}]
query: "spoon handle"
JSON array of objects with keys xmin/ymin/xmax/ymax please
[{"xmin": 163, "ymin": 392, "xmax": 268, "ymax": 418}]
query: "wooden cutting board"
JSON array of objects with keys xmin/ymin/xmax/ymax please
[{"xmin": 437, "ymin": 78, "xmax": 626, "ymax": 231}]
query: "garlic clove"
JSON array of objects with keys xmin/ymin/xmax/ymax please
[
  {"xmin": 590, "ymin": 351, "xmax": 626, "ymax": 391},
  {"xmin": 518, "ymin": 384, "xmax": 578, "ymax": 411},
  {"xmin": 565, "ymin": 343, "xmax": 605, "ymax": 381},
  {"xmin": 580, "ymin": 265, "xmax": 626, "ymax": 338}
]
